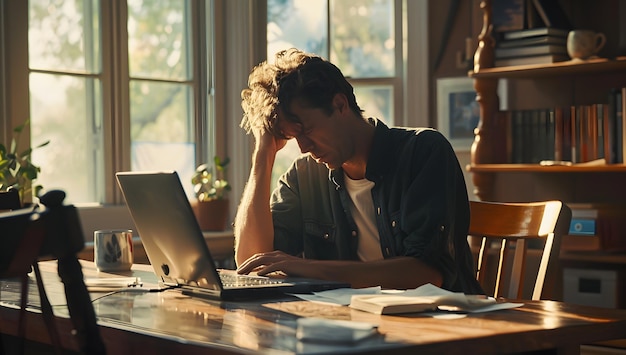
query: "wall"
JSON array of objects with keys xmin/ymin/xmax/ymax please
[
  {"xmin": 77, "ymin": 205, "xmax": 136, "ymax": 245},
  {"xmin": 427, "ymin": 0, "xmax": 481, "ymax": 201}
]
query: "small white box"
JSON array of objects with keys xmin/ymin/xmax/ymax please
[{"xmin": 563, "ymin": 268, "xmax": 617, "ymax": 308}]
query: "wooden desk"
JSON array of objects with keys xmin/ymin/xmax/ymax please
[{"xmin": 2, "ymin": 261, "xmax": 626, "ymax": 354}]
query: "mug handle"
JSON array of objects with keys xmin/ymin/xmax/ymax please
[{"xmin": 594, "ymin": 33, "xmax": 607, "ymax": 53}]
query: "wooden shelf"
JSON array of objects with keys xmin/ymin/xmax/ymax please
[
  {"xmin": 467, "ymin": 164, "xmax": 626, "ymax": 173},
  {"xmin": 561, "ymin": 251, "xmax": 626, "ymax": 265},
  {"xmin": 470, "ymin": 56, "xmax": 626, "ymax": 79}
]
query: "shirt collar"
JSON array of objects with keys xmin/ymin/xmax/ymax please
[{"xmin": 329, "ymin": 117, "xmax": 390, "ymax": 187}]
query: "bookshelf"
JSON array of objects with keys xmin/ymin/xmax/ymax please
[
  {"xmin": 468, "ymin": 0, "xmax": 626, "ymax": 308},
  {"xmin": 468, "ymin": 0, "xmax": 626, "ymax": 203}
]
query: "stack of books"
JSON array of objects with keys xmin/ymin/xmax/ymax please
[{"xmin": 495, "ymin": 27, "xmax": 570, "ymax": 67}]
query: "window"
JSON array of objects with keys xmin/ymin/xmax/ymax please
[
  {"xmin": 266, "ymin": 0, "xmax": 403, "ymax": 185},
  {"xmin": 28, "ymin": 0, "xmax": 104, "ymax": 203},
  {"xmin": 22, "ymin": 0, "xmax": 214, "ymax": 204},
  {"xmin": 2, "ymin": 0, "xmax": 428, "ymax": 211}
]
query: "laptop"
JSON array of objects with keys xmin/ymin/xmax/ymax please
[{"xmin": 115, "ymin": 170, "xmax": 349, "ymax": 301}]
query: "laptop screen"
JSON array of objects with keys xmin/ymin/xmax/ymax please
[{"xmin": 116, "ymin": 171, "xmax": 223, "ymax": 290}]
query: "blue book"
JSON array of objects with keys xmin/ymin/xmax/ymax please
[{"xmin": 569, "ymin": 218, "xmax": 596, "ymax": 236}]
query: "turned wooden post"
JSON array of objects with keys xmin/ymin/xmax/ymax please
[{"xmin": 470, "ymin": 0, "xmax": 506, "ymax": 201}]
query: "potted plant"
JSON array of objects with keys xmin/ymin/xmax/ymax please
[
  {"xmin": 0, "ymin": 120, "xmax": 49, "ymax": 206},
  {"xmin": 190, "ymin": 156, "xmax": 231, "ymax": 231}
]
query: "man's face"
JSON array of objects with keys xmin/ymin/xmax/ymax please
[{"xmin": 276, "ymin": 99, "xmax": 353, "ymax": 170}]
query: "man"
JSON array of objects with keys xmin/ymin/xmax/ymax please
[{"xmin": 234, "ymin": 48, "xmax": 483, "ymax": 293}]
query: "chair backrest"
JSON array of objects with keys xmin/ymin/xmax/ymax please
[{"xmin": 469, "ymin": 200, "xmax": 572, "ymax": 300}]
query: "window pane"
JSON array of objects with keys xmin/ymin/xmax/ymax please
[
  {"xmin": 127, "ymin": 0, "xmax": 191, "ymax": 80},
  {"xmin": 267, "ymin": 0, "xmax": 327, "ymax": 58},
  {"xmin": 130, "ymin": 80, "xmax": 195, "ymax": 198},
  {"xmin": 271, "ymin": 140, "xmax": 302, "ymax": 191},
  {"xmin": 354, "ymin": 85, "xmax": 393, "ymax": 124},
  {"xmin": 30, "ymin": 73, "xmax": 104, "ymax": 203},
  {"xmin": 29, "ymin": 0, "xmax": 100, "ymax": 73},
  {"xmin": 330, "ymin": 0, "xmax": 394, "ymax": 77}
]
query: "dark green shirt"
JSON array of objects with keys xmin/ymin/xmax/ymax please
[{"xmin": 271, "ymin": 119, "xmax": 483, "ymax": 294}]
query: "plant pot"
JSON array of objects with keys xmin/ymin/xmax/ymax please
[{"xmin": 191, "ymin": 199, "xmax": 230, "ymax": 231}]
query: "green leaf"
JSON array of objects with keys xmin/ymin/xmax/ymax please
[
  {"xmin": 35, "ymin": 140, "xmax": 50, "ymax": 149},
  {"xmin": 13, "ymin": 120, "xmax": 27, "ymax": 134},
  {"xmin": 18, "ymin": 147, "xmax": 34, "ymax": 159},
  {"xmin": 20, "ymin": 165, "xmax": 39, "ymax": 180}
]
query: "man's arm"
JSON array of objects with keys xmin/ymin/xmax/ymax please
[
  {"xmin": 234, "ymin": 129, "xmax": 286, "ymax": 265},
  {"xmin": 237, "ymin": 251, "xmax": 443, "ymax": 289}
]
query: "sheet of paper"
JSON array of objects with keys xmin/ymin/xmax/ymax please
[
  {"xmin": 290, "ymin": 283, "xmax": 523, "ymax": 313},
  {"xmin": 289, "ymin": 286, "xmax": 381, "ymax": 305}
]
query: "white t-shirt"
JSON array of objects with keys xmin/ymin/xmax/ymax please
[{"xmin": 343, "ymin": 173, "xmax": 383, "ymax": 261}]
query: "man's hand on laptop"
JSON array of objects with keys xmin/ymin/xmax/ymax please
[{"xmin": 237, "ymin": 250, "xmax": 315, "ymax": 278}]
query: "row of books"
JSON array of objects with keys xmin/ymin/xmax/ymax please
[
  {"xmin": 495, "ymin": 27, "xmax": 571, "ymax": 67},
  {"xmin": 504, "ymin": 87, "xmax": 626, "ymax": 164}
]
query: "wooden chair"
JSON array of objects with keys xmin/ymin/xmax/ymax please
[{"xmin": 469, "ymin": 200, "xmax": 572, "ymax": 300}]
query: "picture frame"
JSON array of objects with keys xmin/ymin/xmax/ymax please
[{"xmin": 436, "ymin": 77, "xmax": 507, "ymax": 151}]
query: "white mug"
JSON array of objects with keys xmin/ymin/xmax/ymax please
[
  {"xmin": 567, "ymin": 30, "xmax": 606, "ymax": 60},
  {"xmin": 94, "ymin": 229, "xmax": 134, "ymax": 271}
]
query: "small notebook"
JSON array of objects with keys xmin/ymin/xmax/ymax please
[{"xmin": 349, "ymin": 292, "xmax": 496, "ymax": 315}]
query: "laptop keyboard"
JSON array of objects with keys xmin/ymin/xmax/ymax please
[{"xmin": 219, "ymin": 272, "xmax": 285, "ymax": 288}]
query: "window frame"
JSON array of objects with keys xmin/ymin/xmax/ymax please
[{"xmin": 1, "ymin": 0, "xmax": 216, "ymax": 206}]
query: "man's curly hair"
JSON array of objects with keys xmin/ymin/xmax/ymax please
[{"xmin": 240, "ymin": 48, "xmax": 362, "ymax": 137}]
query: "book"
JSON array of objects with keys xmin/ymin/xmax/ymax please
[
  {"xmin": 606, "ymin": 88, "xmax": 624, "ymax": 163},
  {"xmin": 602, "ymin": 103, "xmax": 612, "ymax": 164},
  {"xmin": 606, "ymin": 89, "xmax": 619, "ymax": 163},
  {"xmin": 497, "ymin": 35, "xmax": 566, "ymax": 49},
  {"xmin": 501, "ymin": 27, "xmax": 569, "ymax": 41},
  {"xmin": 571, "ymin": 106, "xmax": 578, "ymax": 163},
  {"xmin": 622, "ymin": 87, "xmax": 626, "ymax": 164},
  {"xmin": 579, "ymin": 105, "xmax": 589, "ymax": 162},
  {"xmin": 618, "ymin": 88, "xmax": 624, "ymax": 163},
  {"xmin": 531, "ymin": 0, "xmax": 572, "ymax": 30},
  {"xmin": 348, "ymin": 293, "xmax": 496, "ymax": 315},
  {"xmin": 545, "ymin": 109, "xmax": 555, "ymax": 161},
  {"xmin": 492, "ymin": 0, "xmax": 526, "ymax": 32},
  {"xmin": 597, "ymin": 104, "xmax": 605, "ymax": 159},
  {"xmin": 495, "ymin": 44, "xmax": 567, "ymax": 59},
  {"xmin": 554, "ymin": 108, "xmax": 563, "ymax": 161},
  {"xmin": 561, "ymin": 105, "xmax": 572, "ymax": 162},
  {"xmin": 532, "ymin": 0, "xmax": 572, "ymax": 30},
  {"xmin": 495, "ymin": 53, "xmax": 569, "ymax": 67},
  {"xmin": 511, "ymin": 110, "xmax": 525, "ymax": 163},
  {"xmin": 530, "ymin": 109, "xmax": 541, "ymax": 162}
]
